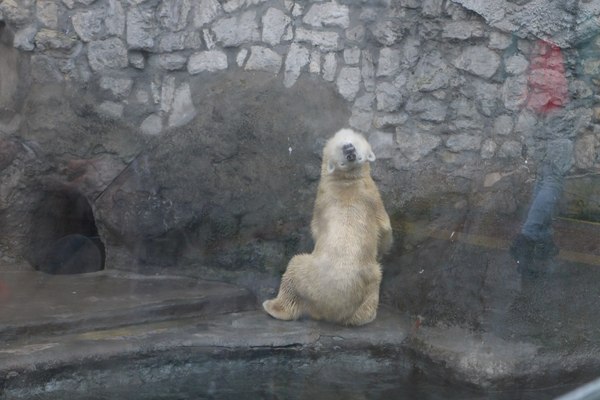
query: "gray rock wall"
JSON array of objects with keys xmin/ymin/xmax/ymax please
[{"xmin": 0, "ymin": 0, "xmax": 599, "ymax": 325}]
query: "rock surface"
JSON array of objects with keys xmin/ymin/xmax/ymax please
[
  {"xmin": 0, "ymin": 0, "xmax": 599, "ymax": 388},
  {"xmin": 0, "ymin": 264, "xmax": 596, "ymax": 399}
]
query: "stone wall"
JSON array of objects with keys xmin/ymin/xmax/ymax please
[{"xmin": 1, "ymin": 0, "xmax": 600, "ymax": 325}]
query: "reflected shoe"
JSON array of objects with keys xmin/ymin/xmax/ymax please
[{"xmin": 510, "ymin": 234, "xmax": 535, "ymax": 271}]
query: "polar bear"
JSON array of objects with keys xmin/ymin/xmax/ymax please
[{"xmin": 263, "ymin": 128, "xmax": 393, "ymax": 326}]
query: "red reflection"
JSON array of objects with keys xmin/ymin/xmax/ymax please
[
  {"xmin": 527, "ymin": 40, "xmax": 569, "ymax": 114},
  {"xmin": 0, "ymin": 280, "xmax": 10, "ymax": 303}
]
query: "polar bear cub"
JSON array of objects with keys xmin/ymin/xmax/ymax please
[{"xmin": 263, "ymin": 128, "xmax": 393, "ymax": 326}]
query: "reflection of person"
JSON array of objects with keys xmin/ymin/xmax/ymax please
[
  {"xmin": 510, "ymin": 145, "xmax": 573, "ymax": 273},
  {"xmin": 510, "ymin": 32, "xmax": 595, "ymax": 274},
  {"xmin": 510, "ymin": 40, "xmax": 574, "ymax": 274}
]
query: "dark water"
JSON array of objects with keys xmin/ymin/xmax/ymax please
[{"xmin": 3, "ymin": 350, "xmax": 578, "ymax": 400}]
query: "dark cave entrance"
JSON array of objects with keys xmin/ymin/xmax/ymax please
[{"xmin": 26, "ymin": 187, "xmax": 106, "ymax": 274}]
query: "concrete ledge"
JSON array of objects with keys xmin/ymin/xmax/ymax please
[
  {"xmin": 0, "ymin": 268, "xmax": 256, "ymax": 341},
  {"xmin": 0, "ymin": 268, "xmax": 597, "ymax": 399}
]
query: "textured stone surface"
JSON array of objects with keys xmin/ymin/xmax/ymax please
[
  {"xmin": 295, "ymin": 28, "xmax": 340, "ymax": 51},
  {"xmin": 377, "ymin": 47, "xmax": 401, "ymax": 77},
  {"xmin": 412, "ymin": 51, "xmax": 451, "ymax": 92},
  {"xmin": 99, "ymin": 77, "xmax": 133, "ymax": 99},
  {"xmin": 262, "ymin": 7, "xmax": 291, "ymax": 46},
  {"xmin": 193, "ymin": 0, "xmax": 222, "ymax": 27},
  {"xmin": 168, "ymin": 83, "xmax": 196, "ymax": 128},
  {"xmin": 87, "ymin": 38, "xmax": 128, "ymax": 72},
  {"xmin": 188, "ymin": 50, "xmax": 228, "ymax": 73},
  {"xmin": 446, "ymin": 133, "xmax": 482, "ymax": 152},
  {"xmin": 376, "ymin": 82, "xmax": 404, "ymax": 112},
  {"xmin": 72, "ymin": 9, "xmax": 104, "ymax": 42},
  {"xmin": 336, "ymin": 67, "xmax": 361, "ymax": 101},
  {"xmin": 92, "ymin": 74, "xmax": 348, "ymax": 273},
  {"xmin": 212, "ymin": 11, "xmax": 260, "ymax": 47},
  {"xmin": 395, "ymin": 130, "xmax": 441, "ymax": 162},
  {"xmin": 1, "ymin": 0, "xmax": 600, "ymax": 373},
  {"xmin": 303, "ymin": 2, "xmax": 350, "ymax": 29},
  {"xmin": 245, "ymin": 46, "xmax": 282, "ymax": 73},
  {"xmin": 322, "ymin": 52, "xmax": 337, "ymax": 81},
  {"xmin": 126, "ymin": 5, "xmax": 157, "ymax": 50},
  {"xmin": 283, "ymin": 43, "xmax": 309, "ymax": 88},
  {"xmin": 452, "ymin": 46, "xmax": 500, "ymax": 79}
]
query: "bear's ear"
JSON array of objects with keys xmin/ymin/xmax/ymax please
[
  {"xmin": 327, "ymin": 159, "xmax": 336, "ymax": 174},
  {"xmin": 367, "ymin": 150, "xmax": 376, "ymax": 162}
]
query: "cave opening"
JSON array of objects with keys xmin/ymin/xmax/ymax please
[{"xmin": 26, "ymin": 187, "xmax": 105, "ymax": 274}]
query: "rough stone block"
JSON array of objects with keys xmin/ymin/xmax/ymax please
[
  {"xmin": 446, "ymin": 134, "xmax": 482, "ymax": 152},
  {"xmin": 295, "ymin": 28, "xmax": 340, "ymax": 51},
  {"xmin": 422, "ymin": 0, "xmax": 444, "ymax": 17},
  {"xmin": 369, "ymin": 131, "xmax": 395, "ymax": 159},
  {"xmin": 0, "ymin": 0, "xmax": 30, "ymax": 26},
  {"xmin": 502, "ymin": 75, "xmax": 528, "ymax": 111},
  {"xmin": 158, "ymin": 32, "xmax": 187, "ymax": 52},
  {"xmin": 442, "ymin": 21, "xmax": 484, "ymax": 40},
  {"xmin": 245, "ymin": 46, "xmax": 282, "ymax": 74},
  {"xmin": 99, "ymin": 76, "xmax": 134, "ymax": 99},
  {"xmin": 13, "ymin": 25, "xmax": 37, "ymax": 51},
  {"xmin": 129, "ymin": 51, "xmax": 145, "ymax": 69},
  {"xmin": 336, "ymin": 67, "xmax": 361, "ymax": 101},
  {"xmin": 160, "ymin": 75, "xmax": 176, "ymax": 113},
  {"xmin": 36, "ymin": 0, "xmax": 58, "ymax": 29},
  {"xmin": 262, "ymin": 8, "xmax": 291, "ymax": 46},
  {"xmin": 193, "ymin": 0, "xmax": 222, "ymax": 27},
  {"xmin": 376, "ymin": 82, "xmax": 403, "ymax": 112},
  {"xmin": 361, "ymin": 50, "xmax": 375, "ymax": 92},
  {"xmin": 411, "ymin": 51, "xmax": 450, "ymax": 92},
  {"xmin": 222, "ymin": 0, "xmax": 267, "ymax": 13},
  {"xmin": 88, "ymin": 38, "xmax": 129, "ymax": 72},
  {"xmin": 72, "ymin": 9, "xmax": 104, "ymax": 42},
  {"xmin": 309, "ymin": 50, "xmax": 321, "ymax": 74},
  {"xmin": 188, "ymin": 50, "xmax": 228, "ymax": 74},
  {"xmin": 373, "ymin": 113, "xmax": 408, "ymax": 129},
  {"xmin": 158, "ymin": 0, "xmax": 192, "ymax": 32},
  {"xmin": 574, "ymin": 134, "xmax": 598, "ymax": 169},
  {"xmin": 481, "ymin": 139, "xmax": 497, "ymax": 159},
  {"xmin": 395, "ymin": 129, "xmax": 441, "ymax": 162},
  {"xmin": 98, "ymin": 101, "xmax": 124, "ymax": 119},
  {"xmin": 452, "ymin": 46, "xmax": 500, "ymax": 79},
  {"xmin": 106, "ymin": 0, "xmax": 125, "ymax": 36},
  {"xmin": 370, "ymin": 19, "xmax": 402, "ymax": 46},
  {"xmin": 498, "ymin": 140, "xmax": 522, "ymax": 159},
  {"xmin": 377, "ymin": 47, "xmax": 401, "ymax": 77},
  {"xmin": 34, "ymin": 29, "xmax": 78, "ymax": 51},
  {"xmin": 284, "ymin": 43, "xmax": 309, "ymax": 88},
  {"xmin": 212, "ymin": 11, "xmax": 260, "ymax": 47},
  {"xmin": 168, "ymin": 83, "xmax": 197, "ymax": 128},
  {"xmin": 140, "ymin": 114, "xmax": 163, "ymax": 135},
  {"xmin": 159, "ymin": 53, "xmax": 188, "ymax": 70},
  {"xmin": 493, "ymin": 115, "xmax": 513, "ymax": 136},
  {"xmin": 236, "ymin": 49, "xmax": 249, "ymax": 67},
  {"xmin": 489, "ymin": 31, "xmax": 513, "ymax": 50},
  {"xmin": 406, "ymin": 97, "xmax": 447, "ymax": 122},
  {"xmin": 303, "ymin": 2, "xmax": 349, "ymax": 29},
  {"xmin": 126, "ymin": 6, "xmax": 157, "ymax": 50},
  {"xmin": 349, "ymin": 108, "xmax": 373, "ymax": 132}
]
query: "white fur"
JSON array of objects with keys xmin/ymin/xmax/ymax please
[{"xmin": 263, "ymin": 129, "xmax": 393, "ymax": 326}]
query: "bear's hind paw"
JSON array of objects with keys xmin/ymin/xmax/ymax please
[{"xmin": 263, "ymin": 299, "xmax": 297, "ymax": 321}]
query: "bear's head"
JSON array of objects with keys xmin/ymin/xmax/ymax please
[{"xmin": 323, "ymin": 129, "xmax": 376, "ymax": 175}]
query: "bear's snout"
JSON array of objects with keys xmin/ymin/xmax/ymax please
[{"xmin": 343, "ymin": 143, "xmax": 356, "ymax": 162}]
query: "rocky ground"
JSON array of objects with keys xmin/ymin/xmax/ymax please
[{"xmin": 1, "ymin": 258, "xmax": 599, "ymax": 400}]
